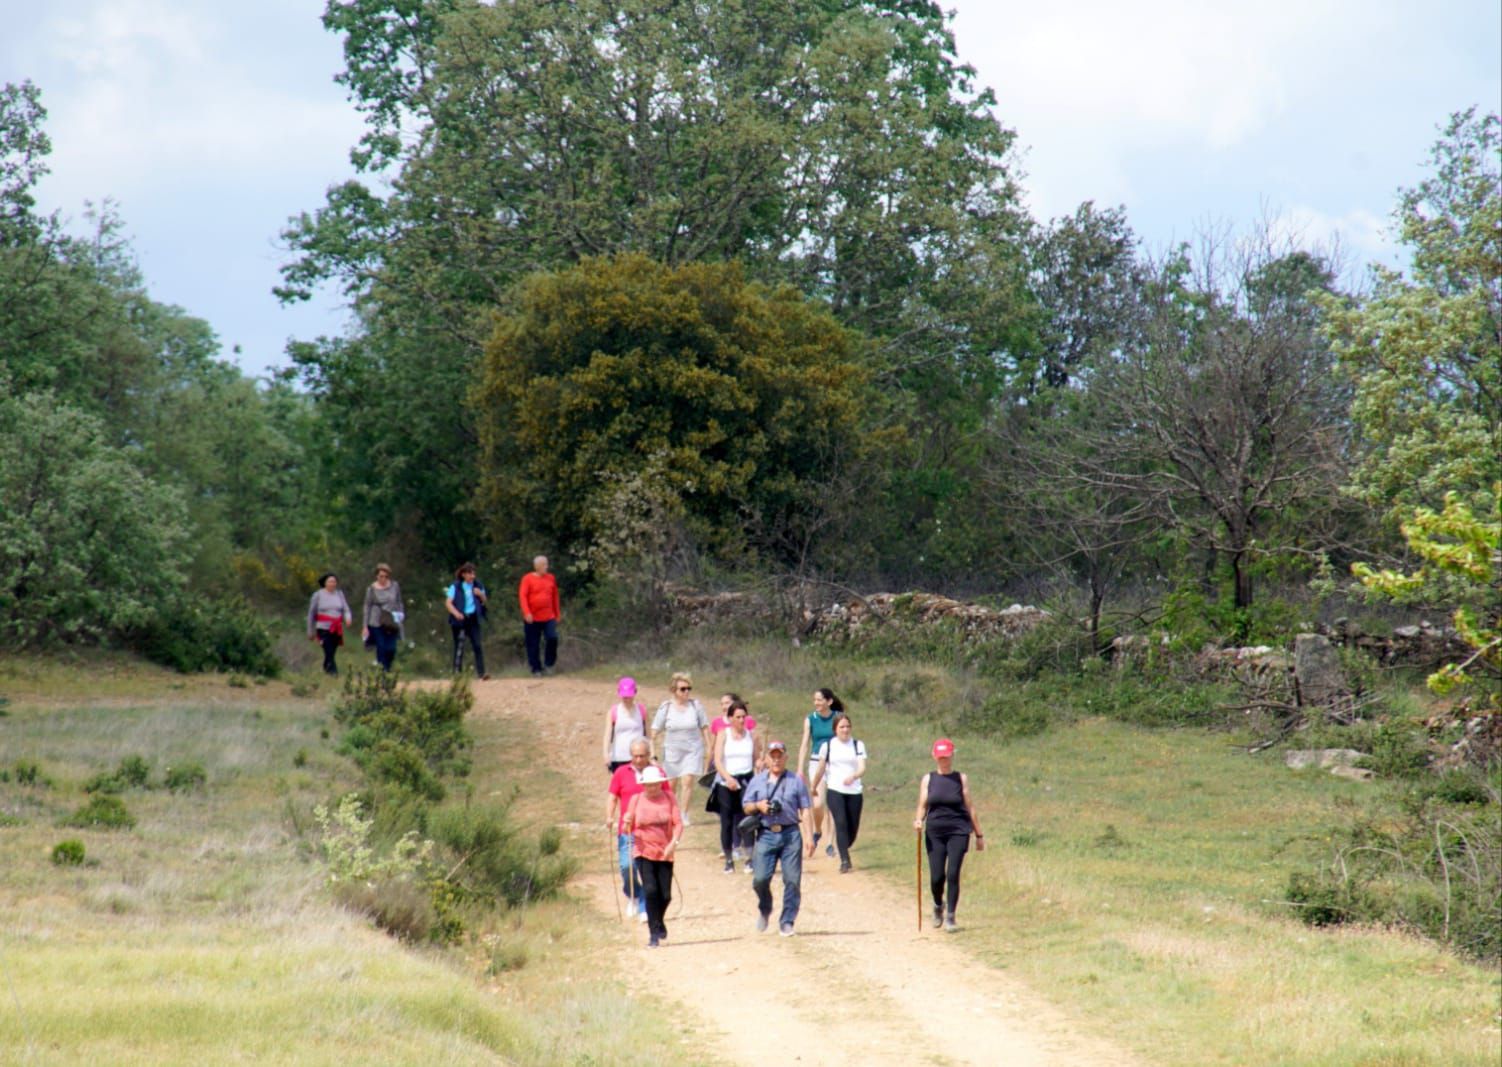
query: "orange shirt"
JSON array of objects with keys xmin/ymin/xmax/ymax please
[
  {"xmin": 626, "ymin": 787, "xmax": 682, "ymax": 861},
  {"xmin": 518, "ymin": 571, "xmax": 560, "ymax": 621}
]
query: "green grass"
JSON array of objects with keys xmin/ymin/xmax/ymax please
[
  {"xmin": 0, "ymin": 652, "xmax": 697, "ymax": 1066},
  {"xmin": 641, "ymin": 638, "xmax": 1501, "ymax": 1067}
]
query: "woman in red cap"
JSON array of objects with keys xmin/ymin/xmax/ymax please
[
  {"xmin": 913, "ymin": 737, "xmax": 984, "ymax": 932},
  {"xmin": 624, "ymin": 765, "xmax": 682, "ymax": 948}
]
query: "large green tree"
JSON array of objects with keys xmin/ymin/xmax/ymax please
[
  {"xmin": 473, "ymin": 254, "xmax": 879, "ymax": 575},
  {"xmin": 281, "ymin": 0, "xmax": 1031, "ymax": 571},
  {"xmin": 1320, "ymin": 109, "xmax": 1501, "ymax": 526}
]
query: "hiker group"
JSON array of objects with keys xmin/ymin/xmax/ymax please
[
  {"xmin": 605, "ymin": 675, "xmax": 985, "ymax": 947},
  {"xmin": 304, "ymin": 556, "xmax": 562, "ymax": 678}
]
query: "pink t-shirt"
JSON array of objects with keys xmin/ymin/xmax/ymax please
[
  {"xmin": 710, "ymin": 715, "xmax": 757, "ymax": 735},
  {"xmin": 608, "ymin": 763, "xmax": 658, "ymax": 833},
  {"xmin": 627, "ymin": 787, "xmax": 682, "ymax": 861}
]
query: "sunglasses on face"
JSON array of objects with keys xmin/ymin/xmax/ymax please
[{"xmin": 677, "ymin": 686, "xmax": 692, "ymax": 692}]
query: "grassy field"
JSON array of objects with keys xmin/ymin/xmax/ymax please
[
  {"xmin": 0, "ymin": 653, "xmax": 697, "ymax": 1066},
  {"xmin": 2, "ymin": 645, "xmax": 1497, "ymax": 1066},
  {"xmin": 650, "ymin": 637, "xmax": 1501, "ymax": 1067}
]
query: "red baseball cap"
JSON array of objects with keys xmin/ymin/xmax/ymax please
[{"xmin": 931, "ymin": 738, "xmax": 955, "ymax": 758}]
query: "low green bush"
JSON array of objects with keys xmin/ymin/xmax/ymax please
[
  {"xmin": 333, "ymin": 672, "xmax": 473, "ymax": 797},
  {"xmin": 62, "ymin": 795, "xmax": 136, "ymax": 830},
  {"xmin": 1357, "ymin": 721, "xmax": 1431, "ymax": 779},
  {"xmin": 427, "ymin": 804, "xmax": 576, "ymax": 909},
  {"xmin": 84, "ymin": 755, "xmax": 152, "ymax": 794},
  {"xmin": 51, "ymin": 839, "xmax": 86, "ymax": 866},
  {"xmin": 132, "ymin": 594, "xmax": 281, "ymax": 677},
  {"xmin": 163, "ymin": 762, "xmax": 207, "ymax": 792}
]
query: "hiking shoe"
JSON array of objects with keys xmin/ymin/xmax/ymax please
[
  {"xmin": 825, "ymin": 843, "xmax": 835, "ymax": 858},
  {"xmin": 944, "ymin": 914, "xmax": 958, "ymax": 933},
  {"xmin": 839, "ymin": 861, "xmax": 852, "ymax": 874},
  {"xmin": 647, "ymin": 934, "xmax": 660, "ymax": 948},
  {"xmin": 931, "ymin": 905, "xmax": 943, "ymax": 929},
  {"xmin": 723, "ymin": 859, "xmax": 735, "ymax": 873},
  {"xmin": 778, "ymin": 923, "xmax": 795, "ymax": 937},
  {"xmin": 745, "ymin": 862, "xmax": 754, "ymax": 874},
  {"xmin": 480, "ymin": 674, "xmax": 491, "ymax": 681},
  {"xmin": 638, "ymin": 910, "xmax": 648, "ymax": 924},
  {"xmin": 756, "ymin": 912, "xmax": 770, "ymax": 933}
]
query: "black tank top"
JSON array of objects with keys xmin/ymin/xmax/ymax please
[{"xmin": 925, "ymin": 771, "xmax": 972, "ymax": 835}]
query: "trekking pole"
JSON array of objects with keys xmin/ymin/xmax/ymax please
[
  {"xmin": 610, "ymin": 825, "xmax": 622, "ymax": 922},
  {"xmin": 915, "ymin": 827, "xmax": 922, "ymax": 933}
]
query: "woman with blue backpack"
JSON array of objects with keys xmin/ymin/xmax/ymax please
[{"xmin": 444, "ymin": 562, "xmax": 490, "ymax": 679}]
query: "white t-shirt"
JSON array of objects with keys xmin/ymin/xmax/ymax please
[
  {"xmin": 817, "ymin": 737, "xmax": 866, "ymax": 795},
  {"xmin": 608, "ymin": 701, "xmax": 647, "ymax": 762}
]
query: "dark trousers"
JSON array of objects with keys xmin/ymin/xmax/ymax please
[
  {"xmin": 523, "ymin": 619, "xmax": 558, "ymax": 673},
  {"xmin": 318, "ymin": 629, "xmax": 341, "ymax": 674},
  {"xmin": 636, "ymin": 856, "xmax": 673, "ymax": 939},
  {"xmin": 926, "ymin": 831, "xmax": 970, "ymax": 915},
  {"xmin": 369, "ymin": 627, "xmax": 398, "ymax": 671},
  {"xmin": 827, "ymin": 790, "xmax": 864, "ymax": 864},
  {"xmin": 716, "ymin": 775, "xmax": 752, "ymax": 857},
  {"xmin": 451, "ymin": 615, "xmax": 485, "ymax": 676}
]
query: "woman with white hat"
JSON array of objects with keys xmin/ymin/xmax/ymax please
[
  {"xmin": 913, "ymin": 737, "xmax": 985, "ymax": 932},
  {"xmin": 624, "ymin": 765, "xmax": 683, "ymax": 947}
]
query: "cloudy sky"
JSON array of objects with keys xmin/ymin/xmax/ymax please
[{"xmin": 4, "ymin": 1, "xmax": 1498, "ymax": 378}]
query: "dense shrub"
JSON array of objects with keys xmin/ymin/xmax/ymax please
[
  {"xmin": 62, "ymin": 795, "xmax": 136, "ymax": 830},
  {"xmin": 132, "ymin": 594, "xmax": 280, "ymax": 677},
  {"xmin": 1357, "ymin": 721, "xmax": 1432, "ymax": 778},
  {"xmin": 333, "ymin": 672, "xmax": 473, "ymax": 797},
  {"xmin": 84, "ymin": 755, "xmax": 152, "ymax": 794},
  {"xmin": 1287, "ymin": 799, "xmax": 1501, "ymax": 962},
  {"xmin": 51, "ymin": 839, "xmax": 86, "ymax": 866},
  {"xmin": 164, "ymin": 762, "xmax": 207, "ymax": 792},
  {"xmin": 427, "ymin": 804, "xmax": 576, "ymax": 909}
]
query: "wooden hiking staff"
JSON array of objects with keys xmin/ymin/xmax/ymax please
[{"xmin": 915, "ymin": 827, "xmax": 922, "ymax": 932}]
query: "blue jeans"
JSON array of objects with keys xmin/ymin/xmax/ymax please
[
  {"xmin": 524, "ymin": 619, "xmax": 558, "ymax": 673},
  {"xmin": 369, "ymin": 627, "xmax": 398, "ymax": 671},
  {"xmin": 617, "ymin": 833, "xmax": 646, "ymax": 911},
  {"xmin": 751, "ymin": 826, "xmax": 803, "ymax": 927}
]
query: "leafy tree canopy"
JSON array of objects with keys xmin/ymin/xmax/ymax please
[{"xmin": 473, "ymin": 254, "xmax": 880, "ymax": 573}]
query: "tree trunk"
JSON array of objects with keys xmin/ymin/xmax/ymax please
[{"xmin": 1232, "ymin": 551, "xmax": 1254, "ymax": 611}]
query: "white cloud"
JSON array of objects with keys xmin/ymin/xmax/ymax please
[{"xmin": 29, "ymin": 0, "xmax": 361, "ymax": 205}]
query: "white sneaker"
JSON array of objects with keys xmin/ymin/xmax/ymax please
[
  {"xmin": 627, "ymin": 900, "xmax": 637, "ymax": 917},
  {"xmin": 638, "ymin": 909, "xmax": 648, "ymax": 924}
]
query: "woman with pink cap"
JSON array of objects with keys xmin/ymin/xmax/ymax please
[
  {"xmin": 603, "ymin": 676, "xmax": 649, "ymax": 772},
  {"xmin": 913, "ymin": 737, "xmax": 985, "ymax": 932},
  {"xmin": 624, "ymin": 765, "xmax": 682, "ymax": 948}
]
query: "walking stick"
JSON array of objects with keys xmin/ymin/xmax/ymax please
[
  {"xmin": 610, "ymin": 825, "xmax": 622, "ymax": 922},
  {"xmin": 915, "ymin": 827, "xmax": 923, "ymax": 933}
]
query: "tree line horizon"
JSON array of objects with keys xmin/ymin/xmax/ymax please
[{"xmin": 1, "ymin": 2, "xmax": 1496, "ymax": 683}]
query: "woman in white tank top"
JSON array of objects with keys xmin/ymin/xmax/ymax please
[
  {"xmin": 603, "ymin": 676, "xmax": 648, "ymax": 772},
  {"xmin": 712, "ymin": 700, "xmax": 764, "ymax": 872}
]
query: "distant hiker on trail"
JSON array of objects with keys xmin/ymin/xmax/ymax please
[
  {"xmin": 603, "ymin": 676, "xmax": 649, "ymax": 773},
  {"xmin": 652, "ymin": 672, "xmax": 710, "ymax": 823},
  {"xmin": 607, "ymin": 738, "xmax": 657, "ymax": 921},
  {"xmin": 712, "ymin": 698, "xmax": 764, "ymax": 873},
  {"xmin": 360, "ymin": 563, "xmax": 405, "ymax": 672},
  {"xmin": 797, "ymin": 688, "xmax": 843, "ymax": 857},
  {"xmin": 811, "ymin": 712, "xmax": 867, "ymax": 873},
  {"xmin": 742, "ymin": 739, "xmax": 816, "ymax": 937},
  {"xmin": 518, "ymin": 554, "xmax": 561, "ymax": 676},
  {"xmin": 624, "ymin": 765, "xmax": 682, "ymax": 948},
  {"xmin": 914, "ymin": 738, "xmax": 985, "ymax": 932},
  {"xmin": 445, "ymin": 562, "xmax": 489, "ymax": 679},
  {"xmin": 306, "ymin": 572, "xmax": 352, "ymax": 676}
]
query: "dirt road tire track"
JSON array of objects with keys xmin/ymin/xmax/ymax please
[{"xmin": 473, "ymin": 677, "xmax": 1139, "ymax": 1066}]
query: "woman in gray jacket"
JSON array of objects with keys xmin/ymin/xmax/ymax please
[
  {"xmin": 360, "ymin": 563, "xmax": 405, "ymax": 671},
  {"xmin": 306, "ymin": 573, "xmax": 353, "ymax": 675}
]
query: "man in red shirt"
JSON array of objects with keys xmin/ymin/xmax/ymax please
[{"xmin": 518, "ymin": 554, "xmax": 561, "ymax": 676}]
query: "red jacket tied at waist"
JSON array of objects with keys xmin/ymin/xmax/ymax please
[{"xmin": 518, "ymin": 572, "xmax": 560, "ymax": 622}]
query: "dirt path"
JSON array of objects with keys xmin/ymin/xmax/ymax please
[{"xmin": 473, "ymin": 677, "xmax": 1139, "ymax": 1067}]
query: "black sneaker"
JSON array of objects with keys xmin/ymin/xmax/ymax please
[
  {"xmin": 825, "ymin": 843, "xmax": 835, "ymax": 858},
  {"xmin": 723, "ymin": 859, "xmax": 734, "ymax": 873},
  {"xmin": 839, "ymin": 861, "xmax": 852, "ymax": 873}
]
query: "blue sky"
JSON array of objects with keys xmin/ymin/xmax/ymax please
[{"xmin": 4, "ymin": 1, "xmax": 1498, "ymax": 378}]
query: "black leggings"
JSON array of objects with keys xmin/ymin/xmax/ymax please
[
  {"xmin": 827, "ymin": 791, "xmax": 864, "ymax": 863},
  {"xmin": 318, "ymin": 629, "xmax": 341, "ymax": 674},
  {"xmin": 716, "ymin": 775, "xmax": 753, "ymax": 857},
  {"xmin": 451, "ymin": 615, "xmax": 485, "ymax": 676},
  {"xmin": 635, "ymin": 857, "xmax": 673, "ymax": 939},
  {"xmin": 926, "ymin": 831, "xmax": 969, "ymax": 914}
]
